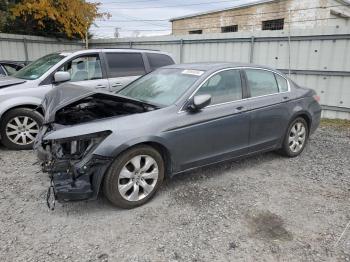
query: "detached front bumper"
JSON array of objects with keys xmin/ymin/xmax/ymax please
[
  {"xmin": 45, "ymin": 155, "xmax": 112, "ymax": 203},
  {"xmin": 34, "ymin": 126, "xmax": 113, "ymax": 206}
]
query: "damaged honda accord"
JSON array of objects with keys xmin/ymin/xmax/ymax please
[{"xmin": 35, "ymin": 63, "xmax": 321, "ymax": 209}]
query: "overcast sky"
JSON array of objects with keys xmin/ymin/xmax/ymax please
[{"xmin": 88, "ymin": 0, "xmax": 258, "ymax": 38}]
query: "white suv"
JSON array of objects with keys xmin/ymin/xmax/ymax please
[{"xmin": 0, "ymin": 49, "xmax": 175, "ymax": 150}]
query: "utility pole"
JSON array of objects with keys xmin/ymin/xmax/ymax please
[
  {"xmin": 85, "ymin": 28, "xmax": 89, "ymax": 49},
  {"xmin": 114, "ymin": 27, "xmax": 120, "ymax": 38},
  {"xmin": 288, "ymin": 10, "xmax": 291, "ymax": 77}
]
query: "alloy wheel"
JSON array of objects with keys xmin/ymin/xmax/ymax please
[
  {"xmin": 118, "ymin": 155, "xmax": 159, "ymax": 201},
  {"xmin": 5, "ymin": 116, "xmax": 39, "ymax": 146},
  {"xmin": 288, "ymin": 121, "xmax": 306, "ymax": 153}
]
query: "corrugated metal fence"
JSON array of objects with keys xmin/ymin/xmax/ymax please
[
  {"xmin": 0, "ymin": 27, "xmax": 349, "ymax": 119},
  {"xmin": 91, "ymin": 27, "xmax": 350, "ymax": 119},
  {"xmin": 0, "ymin": 33, "xmax": 84, "ymax": 63}
]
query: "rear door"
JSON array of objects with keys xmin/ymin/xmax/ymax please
[
  {"xmin": 243, "ymin": 68, "xmax": 290, "ymax": 151},
  {"xmin": 104, "ymin": 52, "xmax": 146, "ymax": 92}
]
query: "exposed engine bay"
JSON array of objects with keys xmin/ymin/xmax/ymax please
[{"xmin": 54, "ymin": 93, "xmax": 158, "ymax": 125}]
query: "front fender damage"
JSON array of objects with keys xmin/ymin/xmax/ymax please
[
  {"xmin": 36, "ymin": 128, "xmax": 113, "ymax": 208},
  {"xmin": 46, "ymin": 155, "xmax": 112, "ymax": 202}
]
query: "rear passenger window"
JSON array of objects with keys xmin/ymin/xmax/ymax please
[
  {"xmin": 275, "ymin": 74, "xmax": 288, "ymax": 92},
  {"xmin": 146, "ymin": 53, "xmax": 174, "ymax": 70},
  {"xmin": 196, "ymin": 69, "xmax": 242, "ymax": 105},
  {"xmin": 106, "ymin": 53, "xmax": 145, "ymax": 77},
  {"xmin": 245, "ymin": 69, "xmax": 279, "ymax": 97}
]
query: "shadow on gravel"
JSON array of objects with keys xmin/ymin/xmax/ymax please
[
  {"xmin": 165, "ymin": 151, "xmax": 284, "ymax": 186},
  {"xmin": 51, "ymin": 151, "xmax": 288, "ymax": 213},
  {"xmin": 50, "ymin": 152, "xmax": 282, "ymax": 215}
]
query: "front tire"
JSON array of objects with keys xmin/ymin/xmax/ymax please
[
  {"xmin": 103, "ymin": 145, "xmax": 165, "ymax": 209},
  {"xmin": 0, "ymin": 108, "xmax": 43, "ymax": 150},
  {"xmin": 279, "ymin": 117, "xmax": 309, "ymax": 157}
]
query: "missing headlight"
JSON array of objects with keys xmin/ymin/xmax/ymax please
[{"xmin": 50, "ymin": 131, "xmax": 112, "ymax": 160}]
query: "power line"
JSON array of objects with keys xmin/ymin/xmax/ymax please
[
  {"xmin": 102, "ymin": 0, "xmax": 245, "ymax": 9},
  {"xmin": 96, "ymin": 4, "xmax": 343, "ymax": 22},
  {"xmin": 103, "ymin": 0, "xmax": 171, "ymax": 3},
  {"xmin": 115, "ymin": 13, "xmax": 169, "ymax": 28},
  {"xmin": 95, "ymin": 17, "xmax": 340, "ymax": 31},
  {"xmin": 103, "ymin": 0, "xmax": 240, "ymax": 4},
  {"xmin": 98, "ymin": 19, "xmax": 170, "ymax": 22}
]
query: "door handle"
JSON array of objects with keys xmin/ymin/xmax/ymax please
[
  {"xmin": 283, "ymin": 96, "xmax": 289, "ymax": 100},
  {"xmin": 112, "ymin": 82, "xmax": 123, "ymax": 88},
  {"xmin": 96, "ymin": 84, "xmax": 107, "ymax": 88},
  {"xmin": 236, "ymin": 106, "xmax": 244, "ymax": 111}
]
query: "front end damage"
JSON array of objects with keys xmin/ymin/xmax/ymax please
[
  {"xmin": 34, "ymin": 84, "xmax": 159, "ymax": 209},
  {"xmin": 37, "ymin": 130, "xmax": 113, "ymax": 208}
]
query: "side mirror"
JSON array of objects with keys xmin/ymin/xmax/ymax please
[
  {"xmin": 187, "ymin": 94, "xmax": 211, "ymax": 112},
  {"xmin": 53, "ymin": 71, "xmax": 70, "ymax": 84}
]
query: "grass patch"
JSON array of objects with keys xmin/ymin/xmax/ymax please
[{"xmin": 320, "ymin": 118, "xmax": 350, "ymax": 128}]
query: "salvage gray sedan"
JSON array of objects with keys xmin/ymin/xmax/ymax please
[{"xmin": 35, "ymin": 63, "xmax": 321, "ymax": 209}]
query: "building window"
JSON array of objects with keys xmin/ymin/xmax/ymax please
[
  {"xmin": 262, "ymin": 19, "xmax": 284, "ymax": 30},
  {"xmin": 189, "ymin": 30, "xmax": 202, "ymax": 34},
  {"xmin": 221, "ymin": 25, "xmax": 238, "ymax": 33}
]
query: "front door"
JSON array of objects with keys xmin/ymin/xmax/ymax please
[
  {"xmin": 57, "ymin": 53, "xmax": 109, "ymax": 90},
  {"xmin": 167, "ymin": 69, "xmax": 251, "ymax": 172}
]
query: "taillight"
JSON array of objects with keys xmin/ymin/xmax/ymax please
[{"xmin": 313, "ymin": 95, "xmax": 320, "ymax": 103}]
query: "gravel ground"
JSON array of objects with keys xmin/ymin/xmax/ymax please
[{"xmin": 0, "ymin": 125, "xmax": 349, "ymax": 262}]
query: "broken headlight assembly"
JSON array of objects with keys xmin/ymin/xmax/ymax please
[
  {"xmin": 50, "ymin": 131, "xmax": 111, "ymax": 160},
  {"xmin": 41, "ymin": 130, "xmax": 112, "ymax": 173},
  {"xmin": 43, "ymin": 131, "xmax": 113, "ymax": 208}
]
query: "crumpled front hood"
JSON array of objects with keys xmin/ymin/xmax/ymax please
[
  {"xmin": 0, "ymin": 76, "xmax": 26, "ymax": 88},
  {"xmin": 42, "ymin": 83, "xmax": 156, "ymax": 124},
  {"xmin": 42, "ymin": 83, "xmax": 95, "ymax": 123}
]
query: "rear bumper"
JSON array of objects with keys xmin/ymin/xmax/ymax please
[{"xmin": 310, "ymin": 106, "xmax": 322, "ymax": 135}]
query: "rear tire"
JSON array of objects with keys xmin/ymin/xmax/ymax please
[
  {"xmin": 103, "ymin": 145, "xmax": 165, "ymax": 209},
  {"xmin": 0, "ymin": 108, "xmax": 43, "ymax": 150},
  {"xmin": 279, "ymin": 117, "xmax": 309, "ymax": 157}
]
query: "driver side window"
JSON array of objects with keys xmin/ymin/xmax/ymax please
[
  {"xmin": 196, "ymin": 69, "xmax": 243, "ymax": 105},
  {"xmin": 58, "ymin": 55, "xmax": 102, "ymax": 82}
]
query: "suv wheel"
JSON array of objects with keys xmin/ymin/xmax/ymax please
[
  {"xmin": 103, "ymin": 145, "xmax": 165, "ymax": 209},
  {"xmin": 0, "ymin": 108, "xmax": 43, "ymax": 150}
]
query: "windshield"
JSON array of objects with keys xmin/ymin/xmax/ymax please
[
  {"xmin": 118, "ymin": 68, "xmax": 202, "ymax": 106},
  {"xmin": 14, "ymin": 53, "xmax": 66, "ymax": 80}
]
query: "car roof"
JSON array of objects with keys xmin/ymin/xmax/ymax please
[
  {"xmin": 163, "ymin": 62, "xmax": 280, "ymax": 72},
  {"xmin": 56, "ymin": 48, "xmax": 173, "ymax": 57}
]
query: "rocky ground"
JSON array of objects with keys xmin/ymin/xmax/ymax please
[{"xmin": 0, "ymin": 125, "xmax": 349, "ymax": 262}]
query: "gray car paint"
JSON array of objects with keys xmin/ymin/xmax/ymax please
[{"xmin": 38, "ymin": 63, "xmax": 322, "ymax": 181}]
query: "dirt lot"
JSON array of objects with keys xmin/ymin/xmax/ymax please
[{"xmin": 0, "ymin": 125, "xmax": 349, "ymax": 262}]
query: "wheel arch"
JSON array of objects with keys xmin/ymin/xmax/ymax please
[
  {"xmin": 107, "ymin": 138, "xmax": 174, "ymax": 177},
  {"xmin": 291, "ymin": 111, "xmax": 312, "ymax": 133},
  {"xmin": 0, "ymin": 98, "xmax": 44, "ymax": 122}
]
